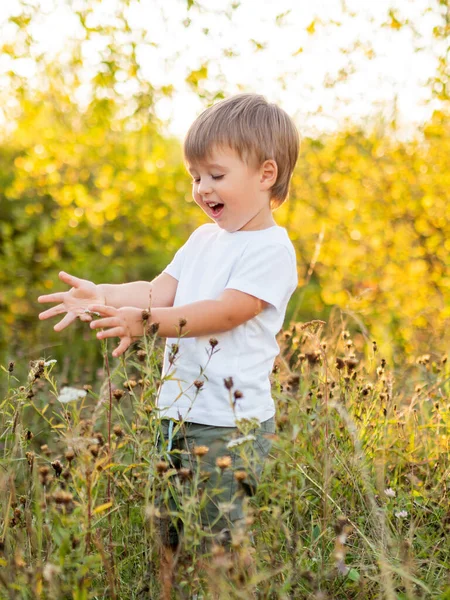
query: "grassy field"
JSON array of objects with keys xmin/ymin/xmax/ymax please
[{"xmin": 0, "ymin": 316, "xmax": 449, "ymax": 599}]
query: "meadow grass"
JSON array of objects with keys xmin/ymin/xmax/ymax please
[{"xmin": 0, "ymin": 315, "xmax": 449, "ymax": 599}]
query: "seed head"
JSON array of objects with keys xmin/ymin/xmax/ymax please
[
  {"xmin": 137, "ymin": 350, "xmax": 147, "ymax": 363},
  {"xmin": 209, "ymin": 337, "xmax": 219, "ymax": 349},
  {"xmin": 344, "ymin": 358, "xmax": 358, "ymax": 371},
  {"xmin": 306, "ymin": 351, "xmax": 321, "ymax": 366},
  {"xmin": 372, "ymin": 341, "xmax": 377, "ymax": 352},
  {"xmin": 234, "ymin": 470, "xmax": 247, "ymax": 482},
  {"xmin": 113, "ymin": 424, "xmax": 124, "ymax": 438},
  {"xmin": 194, "ymin": 380, "xmax": 204, "ymax": 390},
  {"xmin": 113, "ymin": 389, "xmax": 124, "ymax": 401},
  {"xmin": 178, "ymin": 467, "xmax": 192, "ymax": 481},
  {"xmin": 65, "ymin": 448, "xmax": 75, "ymax": 463},
  {"xmin": 233, "ymin": 389, "xmax": 243, "ymax": 401},
  {"xmin": 335, "ymin": 357, "xmax": 345, "ymax": 370},
  {"xmin": 8, "ymin": 361, "xmax": 14, "ymax": 373},
  {"xmin": 94, "ymin": 431, "xmax": 105, "ymax": 446},
  {"xmin": 123, "ymin": 380, "xmax": 137, "ymax": 390},
  {"xmin": 52, "ymin": 490, "xmax": 73, "ymax": 505},
  {"xmin": 51, "ymin": 460, "xmax": 63, "ymax": 477},
  {"xmin": 141, "ymin": 309, "xmax": 150, "ymax": 321},
  {"xmin": 155, "ymin": 460, "xmax": 169, "ymax": 474},
  {"xmin": 193, "ymin": 445, "xmax": 209, "ymax": 457},
  {"xmin": 361, "ymin": 383, "xmax": 373, "ymax": 396},
  {"xmin": 89, "ymin": 444, "xmax": 99, "ymax": 458},
  {"xmin": 178, "ymin": 318, "xmax": 187, "ymax": 329},
  {"xmin": 39, "ymin": 466, "xmax": 51, "ymax": 485},
  {"xmin": 26, "ymin": 452, "xmax": 35, "ymax": 468},
  {"xmin": 148, "ymin": 322, "xmax": 160, "ymax": 335},
  {"xmin": 216, "ymin": 455, "xmax": 232, "ymax": 470},
  {"xmin": 223, "ymin": 377, "xmax": 234, "ymax": 390}
]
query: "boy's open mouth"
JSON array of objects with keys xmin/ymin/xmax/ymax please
[{"xmin": 208, "ymin": 203, "xmax": 224, "ymax": 218}]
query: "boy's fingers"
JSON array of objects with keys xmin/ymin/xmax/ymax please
[
  {"xmin": 78, "ymin": 313, "xmax": 92, "ymax": 323},
  {"xmin": 95, "ymin": 326, "xmax": 124, "ymax": 339},
  {"xmin": 112, "ymin": 338, "xmax": 131, "ymax": 358},
  {"xmin": 38, "ymin": 304, "xmax": 66, "ymax": 320},
  {"xmin": 58, "ymin": 271, "xmax": 84, "ymax": 288},
  {"xmin": 54, "ymin": 313, "xmax": 77, "ymax": 332},
  {"xmin": 90, "ymin": 317, "xmax": 118, "ymax": 329},
  {"xmin": 38, "ymin": 292, "xmax": 65, "ymax": 304},
  {"xmin": 88, "ymin": 305, "xmax": 116, "ymax": 317}
]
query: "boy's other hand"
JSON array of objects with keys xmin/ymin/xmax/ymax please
[
  {"xmin": 87, "ymin": 305, "xmax": 142, "ymax": 358},
  {"xmin": 38, "ymin": 271, "xmax": 106, "ymax": 332}
]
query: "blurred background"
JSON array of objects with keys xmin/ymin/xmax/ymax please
[{"xmin": 0, "ymin": 0, "xmax": 449, "ymax": 382}]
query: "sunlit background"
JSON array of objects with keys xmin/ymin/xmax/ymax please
[
  {"xmin": 0, "ymin": 0, "xmax": 448, "ymax": 374},
  {"xmin": 0, "ymin": 0, "xmax": 443, "ymax": 140}
]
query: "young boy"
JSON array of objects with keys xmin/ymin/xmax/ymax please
[{"xmin": 38, "ymin": 93, "xmax": 299, "ymax": 565}]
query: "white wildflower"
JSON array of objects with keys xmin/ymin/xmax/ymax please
[
  {"xmin": 217, "ymin": 502, "xmax": 236, "ymax": 514},
  {"xmin": 44, "ymin": 359, "xmax": 57, "ymax": 367},
  {"xmin": 384, "ymin": 488, "xmax": 396, "ymax": 498},
  {"xmin": 395, "ymin": 510, "xmax": 408, "ymax": 519},
  {"xmin": 58, "ymin": 387, "xmax": 87, "ymax": 404},
  {"xmin": 226, "ymin": 434, "xmax": 256, "ymax": 449},
  {"xmin": 43, "ymin": 562, "xmax": 61, "ymax": 582}
]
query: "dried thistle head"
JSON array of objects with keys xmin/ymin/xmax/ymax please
[
  {"xmin": 137, "ymin": 350, "xmax": 147, "ymax": 363},
  {"xmin": 193, "ymin": 445, "xmax": 209, "ymax": 457},
  {"xmin": 178, "ymin": 467, "xmax": 192, "ymax": 482},
  {"xmin": 65, "ymin": 448, "xmax": 75, "ymax": 463},
  {"xmin": 155, "ymin": 461, "xmax": 169, "ymax": 474},
  {"xmin": 234, "ymin": 470, "xmax": 247, "ymax": 482},
  {"xmin": 216, "ymin": 456, "xmax": 232, "ymax": 470},
  {"xmin": 223, "ymin": 377, "xmax": 234, "ymax": 390},
  {"xmin": 113, "ymin": 425, "xmax": 124, "ymax": 438},
  {"xmin": 51, "ymin": 460, "xmax": 63, "ymax": 477},
  {"xmin": 113, "ymin": 389, "xmax": 124, "ymax": 401}
]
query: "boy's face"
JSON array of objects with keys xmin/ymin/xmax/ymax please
[{"xmin": 187, "ymin": 146, "xmax": 276, "ymax": 232}]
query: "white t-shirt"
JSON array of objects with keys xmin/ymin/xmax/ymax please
[{"xmin": 155, "ymin": 223, "xmax": 298, "ymax": 426}]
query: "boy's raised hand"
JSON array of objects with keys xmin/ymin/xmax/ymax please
[
  {"xmin": 88, "ymin": 305, "xmax": 143, "ymax": 358},
  {"xmin": 38, "ymin": 271, "xmax": 106, "ymax": 331}
]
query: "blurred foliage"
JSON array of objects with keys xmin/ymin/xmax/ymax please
[{"xmin": 0, "ymin": 0, "xmax": 449, "ymax": 378}]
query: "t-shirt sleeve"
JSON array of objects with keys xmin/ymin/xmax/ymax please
[
  {"xmin": 162, "ymin": 241, "xmax": 188, "ymax": 281},
  {"xmin": 225, "ymin": 243, "xmax": 298, "ymax": 311},
  {"xmin": 162, "ymin": 225, "xmax": 207, "ymax": 281}
]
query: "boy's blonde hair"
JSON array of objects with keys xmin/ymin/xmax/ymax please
[{"xmin": 184, "ymin": 93, "xmax": 300, "ymax": 210}]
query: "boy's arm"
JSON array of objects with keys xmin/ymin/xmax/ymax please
[
  {"xmin": 98, "ymin": 272, "xmax": 178, "ymax": 309},
  {"xmin": 89, "ymin": 289, "xmax": 269, "ymax": 356},
  {"xmin": 150, "ymin": 288, "xmax": 269, "ymax": 337},
  {"xmin": 38, "ymin": 271, "xmax": 178, "ymax": 331}
]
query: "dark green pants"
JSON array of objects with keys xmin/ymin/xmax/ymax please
[{"xmin": 154, "ymin": 417, "xmax": 275, "ymax": 548}]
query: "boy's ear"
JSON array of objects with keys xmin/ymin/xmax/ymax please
[{"xmin": 259, "ymin": 159, "xmax": 278, "ymax": 191}]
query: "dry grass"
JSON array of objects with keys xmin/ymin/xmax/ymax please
[{"xmin": 0, "ymin": 314, "xmax": 449, "ymax": 599}]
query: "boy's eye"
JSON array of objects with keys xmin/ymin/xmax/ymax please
[{"xmin": 192, "ymin": 175, "xmax": 224, "ymax": 183}]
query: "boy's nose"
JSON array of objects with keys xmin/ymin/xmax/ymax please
[{"xmin": 198, "ymin": 180, "xmax": 213, "ymax": 195}]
